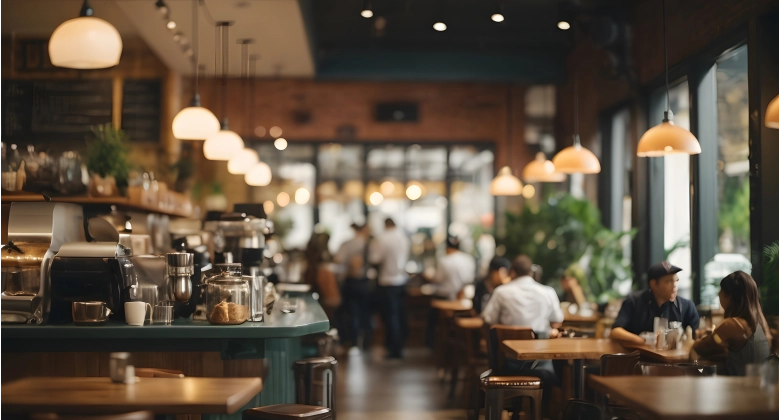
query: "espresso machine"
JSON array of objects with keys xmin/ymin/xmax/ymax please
[
  {"xmin": 49, "ymin": 242, "xmax": 138, "ymax": 324},
  {"xmin": 1, "ymin": 202, "xmax": 86, "ymax": 324}
]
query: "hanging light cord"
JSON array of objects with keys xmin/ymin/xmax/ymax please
[
  {"xmin": 573, "ymin": 71, "xmax": 580, "ymax": 147},
  {"xmin": 221, "ymin": 23, "xmax": 229, "ymax": 123},
  {"xmin": 663, "ymin": 0, "xmax": 670, "ymax": 121},
  {"xmin": 191, "ymin": 0, "xmax": 200, "ymax": 103}
]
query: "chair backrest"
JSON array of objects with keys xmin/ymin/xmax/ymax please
[
  {"xmin": 600, "ymin": 351, "xmax": 640, "ymax": 376},
  {"xmin": 485, "ymin": 324, "xmax": 535, "ymax": 374},
  {"xmin": 562, "ymin": 399, "xmax": 603, "ymax": 420},
  {"xmin": 674, "ymin": 363, "xmax": 717, "ymax": 376},
  {"xmin": 635, "ymin": 362, "xmax": 685, "ymax": 376}
]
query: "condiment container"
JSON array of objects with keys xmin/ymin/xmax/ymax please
[{"xmin": 204, "ymin": 271, "xmax": 249, "ymax": 325}]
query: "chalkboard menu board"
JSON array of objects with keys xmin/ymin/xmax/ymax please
[
  {"xmin": 2, "ymin": 79, "xmax": 113, "ymax": 143},
  {"xmin": 122, "ymin": 80, "xmax": 161, "ymax": 142}
]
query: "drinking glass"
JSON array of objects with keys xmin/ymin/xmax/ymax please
[
  {"xmin": 140, "ymin": 285, "xmax": 159, "ymax": 321},
  {"xmin": 280, "ymin": 298, "xmax": 299, "ymax": 314},
  {"xmin": 153, "ymin": 302, "xmax": 174, "ymax": 325}
]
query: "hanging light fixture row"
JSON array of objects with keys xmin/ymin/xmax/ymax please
[
  {"xmin": 49, "ymin": 0, "xmax": 123, "ymax": 69},
  {"xmin": 172, "ymin": 0, "xmax": 219, "ymax": 140},
  {"xmin": 636, "ymin": 0, "xmax": 701, "ymax": 157}
]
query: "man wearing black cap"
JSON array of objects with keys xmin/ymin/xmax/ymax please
[{"xmin": 610, "ymin": 261, "xmax": 700, "ymax": 344}]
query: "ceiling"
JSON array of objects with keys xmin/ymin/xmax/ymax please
[{"xmin": 0, "ymin": 0, "xmax": 624, "ymax": 82}]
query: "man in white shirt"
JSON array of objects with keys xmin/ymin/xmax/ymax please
[
  {"xmin": 369, "ymin": 218, "xmax": 410, "ymax": 359},
  {"xmin": 334, "ymin": 223, "xmax": 372, "ymax": 353},
  {"xmin": 481, "ymin": 256, "xmax": 564, "ymax": 338},
  {"xmin": 481, "ymin": 255, "xmax": 563, "ymax": 413},
  {"xmin": 426, "ymin": 236, "xmax": 476, "ymax": 347}
]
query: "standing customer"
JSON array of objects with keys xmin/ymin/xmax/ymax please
[
  {"xmin": 334, "ymin": 223, "xmax": 373, "ymax": 354},
  {"xmin": 692, "ymin": 271, "xmax": 771, "ymax": 375},
  {"xmin": 369, "ymin": 218, "xmax": 410, "ymax": 360}
]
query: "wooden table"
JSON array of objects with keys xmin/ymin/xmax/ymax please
[
  {"xmin": 622, "ymin": 341, "xmax": 692, "ymax": 363},
  {"xmin": 501, "ymin": 338, "xmax": 625, "ymax": 399},
  {"xmin": 431, "ymin": 299, "xmax": 473, "ymax": 312},
  {"xmin": 454, "ymin": 316, "xmax": 484, "ymax": 330},
  {"xmin": 588, "ymin": 375, "xmax": 779, "ymax": 419},
  {"xmin": 1, "ymin": 377, "xmax": 263, "ymax": 415}
]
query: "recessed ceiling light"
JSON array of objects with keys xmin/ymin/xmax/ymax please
[
  {"xmin": 433, "ymin": 22, "xmax": 447, "ymax": 32},
  {"xmin": 557, "ymin": 21, "xmax": 571, "ymax": 30},
  {"xmin": 491, "ymin": 14, "xmax": 504, "ymax": 23},
  {"xmin": 361, "ymin": 9, "xmax": 373, "ymax": 18}
]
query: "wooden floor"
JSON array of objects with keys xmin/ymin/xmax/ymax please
[{"xmin": 335, "ymin": 347, "xmax": 468, "ymax": 420}]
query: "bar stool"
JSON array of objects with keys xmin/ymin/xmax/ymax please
[
  {"xmin": 473, "ymin": 325, "xmax": 543, "ymax": 420},
  {"xmin": 243, "ymin": 405, "xmax": 332, "ymax": 420}
]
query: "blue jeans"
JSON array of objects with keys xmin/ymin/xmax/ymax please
[{"xmin": 376, "ymin": 285, "xmax": 407, "ymax": 358}]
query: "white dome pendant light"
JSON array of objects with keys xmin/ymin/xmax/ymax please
[
  {"xmin": 552, "ymin": 67, "xmax": 601, "ymax": 174},
  {"xmin": 204, "ymin": 22, "xmax": 243, "ymax": 160},
  {"xmin": 637, "ymin": 0, "xmax": 701, "ymax": 157},
  {"xmin": 490, "ymin": 87, "xmax": 523, "ymax": 196},
  {"xmin": 245, "ymin": 161, "xmax": 272, "ymax": 186},
  {"xmin": 172, "ymin": 0, "xmax": 219, "ymax": 140},
  {"xmin": 49, "ymin": 0, "xmax": 123, "ymax": 69}
]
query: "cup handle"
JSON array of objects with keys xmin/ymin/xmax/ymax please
[{"xmin": 146, "ymin": 303, "xmax": 153, "ymax": 325}]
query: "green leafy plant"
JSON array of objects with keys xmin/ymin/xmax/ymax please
[
  {"xmin": 85, "ymin": 124, "xmax": 131, "ymax": 185},
  {"xmin": 761, "ymin": 241, "xmax": 779, "ymax": 316},
  {"xmin": 501, "ymin": 193, "xmax": 635, "ymax": 302}
]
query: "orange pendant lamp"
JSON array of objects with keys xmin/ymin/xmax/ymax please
[
  {"xmin": 552, "ymin": 70, "xmax": 601, "ymax": 174},
  {"xmin": 522, "ymin": 152, "xmax": 566, "ymax": 182},
  {"xmin": 637, "ymin": 0, "xmax": 701, "ymax": 157},
  {"xmin": 766, "ymin": 94, "xmax": 779, "ymax": 129}
]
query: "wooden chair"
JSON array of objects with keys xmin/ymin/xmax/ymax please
[
  {"xmin": 473, "ymin": 325, "xmax": 543, "ymax": 420},
  {"xmin": 635, "ymin": 362, "xmax": 685, "ymax": 376},
  {"xmin": 562, "ymin": 399, "xmax": 603, "ymax": 420}
]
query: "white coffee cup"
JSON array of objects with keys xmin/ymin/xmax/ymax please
[{"xmin": 125, "ymin": 301, "xmax": 152, "ymax": 326}]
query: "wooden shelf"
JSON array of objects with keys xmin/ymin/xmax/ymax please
[{"xmin": 1, "ymin": 192, "xmax": 194, "ymax": 218}]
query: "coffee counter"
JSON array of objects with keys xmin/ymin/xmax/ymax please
[{"xmin": 1, "ymin": 294, "xmax": 330, "ymax": 414}]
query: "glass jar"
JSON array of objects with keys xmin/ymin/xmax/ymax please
[{"xmin": 204, "ymin": 272, "xmax": 249, "ymax": 325}]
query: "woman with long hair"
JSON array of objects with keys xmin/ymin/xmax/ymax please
[{"xmin": 692, "ymin": 271, "xmax": 772, "ymax": 375}]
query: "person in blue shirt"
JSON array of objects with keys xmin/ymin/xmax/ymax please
[{"xmin": 610, "ymin": 261, "xmax": 700, "ymax": 344}]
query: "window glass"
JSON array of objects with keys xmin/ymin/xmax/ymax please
[
  {"xmin": 317, "ymin": 144, "xmax": 365, "ymax": 254},
  {"xmin": 702, "ymin": 45, "xmax": 752, "ymax": 305}
]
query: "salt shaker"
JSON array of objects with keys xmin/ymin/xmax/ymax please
[{"xmin": 110, "ymin": 352, "xmax": 135, "ymax": 384}]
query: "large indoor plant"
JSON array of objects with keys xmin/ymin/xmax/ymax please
[
  {"xmin": 85, "ymin": 124, "xmax": 131, "ymax": 196},
  {"xmin": 501, "ymin": 193, "xmax": 635, "ymax": 302},
  {"xmin": 760, "ymin": 241, "xmax": 779, "ymax": 350}
]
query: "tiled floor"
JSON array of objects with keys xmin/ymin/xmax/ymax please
[{"xmin": 335, "ymin": 347, "xmax": 469, "ymax": 420}]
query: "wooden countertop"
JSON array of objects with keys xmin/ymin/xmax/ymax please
[
  {"xmin": 1, "ymin": 376, "xmax": 262, "ymax": 415},
  {"xmin": 588, "ymin": 375, "xmax": 779, "ymax": 420},
  {"xmin": 502, "ymin": 338, "xmax": 625, "ymax": 360},
  {"xmin": 454, "ymin": 317, "xmax": 484, "ymax": 330},
  {"xmin": 1, "ymin": 192, "xmax": 193, "ymax": 218}
]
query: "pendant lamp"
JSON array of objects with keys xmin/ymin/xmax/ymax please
[
  {"xmin": 228, "ymin": 148, "xmax": 259, "ymax": 174},
  {"xmin": 48, "ymin": 0, "xmax": 122, "ymax": 69},
  {"xmin": 522, "ymin": 152, "xmax": 566, "ymax": 182},
  {"xmin": 245, "ymin": 161, "xmax": 272, "ymax": 186},
  {"xmin": 228, "ymin": 41, "xmax": 259, "ymax": 174},
  {"xmin": 766, "ymin": 94, "xmax": 779, "ymax": 129},
  {"xmin": 637, "ymin": 0, "xmax": 701, "ymax": 156},
  {"xmin": 203, "ymin": 22, "xmax": 243, "ymax": 160},
  {"xmin": 490, "ymin": 87, "xmax": 523, "ymax": 196},
  {"xmin": 552, "ymin": 68, "xmax": 601, "ymax": 174},
  {"xmin": 172, "ymin": 0, "xmax": 219, "ymax": 140}
]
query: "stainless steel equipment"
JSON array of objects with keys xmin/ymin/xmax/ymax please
[
  {"xmin": 166, "ymin": 252, "xmax": 194, "ymax": 302},
  {"xmin": 49, "ymin": 242, "xmax": 137, "ymax": 323},
  {"xmin": 72, "ymin": 301, "xmax": 112, "ymax": 325},
  {"xmin": 203, "ymin": 204, "xmax": 271, "ymax": 265},
  {"xmin": 1, "ymin": 202, "xmax": 85, "ymax": 324}
]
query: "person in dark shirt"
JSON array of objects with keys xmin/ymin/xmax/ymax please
[
  {"xmin": 611, "ymin": 261, "xmax": 700, "ymax": 344},
  {"xmin": 472, "ymin": 257, "xmax": 511, "ymax": 314}
]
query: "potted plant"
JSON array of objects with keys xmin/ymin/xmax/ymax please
[
  {"xmin": 760, "ymin": 241, "xmax": 779, "ymax": 349},
  {"xmin": 85, "ymin": 124, "xmax": 131, "ymax": 197}
]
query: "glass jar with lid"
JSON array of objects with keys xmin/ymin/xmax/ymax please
[{"xmin": 204, "ymin": 271, "xmax": 249, "ymax": 325}]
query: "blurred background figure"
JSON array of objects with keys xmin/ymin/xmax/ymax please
[
  {"xmin": 473, "ymin": 256, "xmax": 512, "ymax": 314},
  {"xmin": 305, "ymin": 232, "xmax": 340, "ymax": 321},
  {"xmin": 369, "ymin": 218, "xmax": 410, "ymax": 360},
  {"xmin": 334, "ymin": 223, "xmax": 373, "ymax": 354}
]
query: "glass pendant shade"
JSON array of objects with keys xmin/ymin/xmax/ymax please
[
  {"xmin": 203, "ymin": 120, "xmax": 244, "ymax": 160},
  {"xmin": 245, "ymin": 161, "xmax": 272, "ymax": 186},
  {"xmin": 172, "ymin": 103, "xmax": 220, "ymax": 140},
  {"xmin": 552, "ymin": 144, "xmax": 601, "ymax": 174},
  {"xmin": 49, "ymin": 16, "xmax": 122, "ymax": 69},
  {"xmin": 227, "ymin": 148, "xmax": 259, "ymax": 174},
  {"xmin": 637, "ymin": 119, "xmax": 701, "ymax": 156},
  {"xmin": 489, "ymin": 166, "xmax": 523, "ymax": 196},
  {"xmin": 522, "ymin": 152, "xmax": 566, "ymax": 182},
  {"xmin": 766, "ymin": 94, "xmax": 779, "ymax": 129}
]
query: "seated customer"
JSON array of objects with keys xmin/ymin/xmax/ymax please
[
  {"xmin": 472, "ymin": 257, "xmax": 511, "ymax": 314},
  {"xmin": 610, "ymin": 261, "xmax": 700, "ymax": 344},
  {"xmin": 692, "ymin": 271, "xmax": 771, "ymax": 376},
  {"xmin": 481, "ymin": 255, "xmax": 564, "ymax": 409}
]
